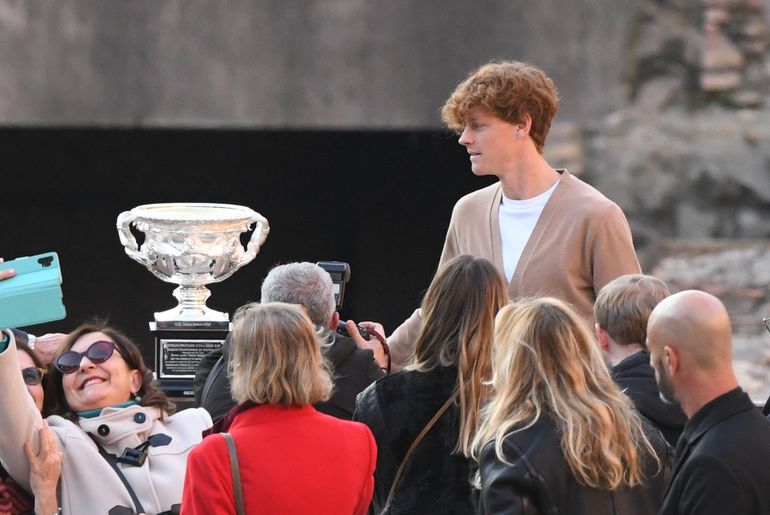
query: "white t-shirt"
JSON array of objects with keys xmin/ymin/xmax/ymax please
[{"xmin": 499, "ymin": 180, "xmax": 559, "ymax": 282}]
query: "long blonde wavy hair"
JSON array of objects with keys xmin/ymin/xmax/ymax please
[
  {"xmin": 408, "ymin": 254, "xmax": 508, "ymax": 456},
  {"xmin": 472, "ymin": 297, "xmax": 659, "ymax": 489}
]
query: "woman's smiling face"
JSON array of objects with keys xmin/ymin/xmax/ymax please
[{"xmin": 61, "ymin": 331, "xmax": 142, "ymax": 413}]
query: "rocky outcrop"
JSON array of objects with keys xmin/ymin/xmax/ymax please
[
  {"xmin": 624, "ymin": 0, "xmax": 769, "ymax": 109},
  {"xmin": 545, "ymin": 2, "xmax": 770, "ymax": 400},
  {"xmin": 547, "ymin": 0, "xmax": 770, "ymax": 250}
]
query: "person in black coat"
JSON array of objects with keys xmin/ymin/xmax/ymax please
[
  {"xmin": 647, "ymin": 289, "xmax": 770, "ymax": 515},
  {"xmin": 475, "ymin": 297, "xmax": 669, "ymax": 515},
  {"xmin": 193, "ymin": 261, "xmax": 384, "ymax": 421},
  {"xmin": 354, "ymin": 255, "xmax": 508, "ymax": 514},
  {"xmin": 594, "ymin": 274, "xmax": 687, "ymax": 446}
]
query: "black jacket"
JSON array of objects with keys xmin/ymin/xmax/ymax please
[
  {"xmin": 659, "ymin": 387, "xmax": 770, "ymax": 515},
  {"xmin": 611, "ymin": 350, "xmax": 687, "ymax": 446},
  {"xmin": 478, "ymin": 415, "xmax": 670, "ymax": 515},
  {"xmin": 353, "ymin": 366, "xmax": 475, "ymax": 515},
  {"xmin": 193, "ymin": 331, "xmax": 383, "ymax": 422}
]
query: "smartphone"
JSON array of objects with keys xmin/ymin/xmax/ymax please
[{"xmin": 0, "ymin": 252, "xmax": 66, "ymax": 328}]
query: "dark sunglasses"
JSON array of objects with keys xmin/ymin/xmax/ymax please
[
  {"xmin": 22, "ymin": 367, "xmax": 47, "ymax": 386},
  {"xmin": 54, "ymin": 340, "xmax": 123, "ymax": 374}
]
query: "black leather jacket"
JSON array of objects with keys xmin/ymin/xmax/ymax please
[
  {"xmin": 353, "ymin": 366, "xmax": 476, "ymax": 514},
  {"xmin": 611, "ymin": 350, "xmax": 687, "ymax": 446},
  {"xmin": 478, "ymin": 415, "xmax": 670, "ymax": 515}
]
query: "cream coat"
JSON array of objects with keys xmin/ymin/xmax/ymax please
[
  {"xmin": 388, "ymin": 170, "xmax": 641, "ymax": 368},
  {"xmin": 0, "ymin": 335, "xmax": 212, "ymax": 515}
]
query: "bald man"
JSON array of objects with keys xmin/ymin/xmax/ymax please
[{"xmin": 647, "ymin": 290, "xmax": 770, "ymax": 515}]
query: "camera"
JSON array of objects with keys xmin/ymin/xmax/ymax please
[
  {"xmin": 316, "ymin": 261, "xmax": 351, "ymax": 311},
  {"xmin": 335, "ymin": 320, "xmax": 370, "ymax": 340},
  {"xmin": 317, "ymin": 261, "xmax": 368, "ymax": 339}
]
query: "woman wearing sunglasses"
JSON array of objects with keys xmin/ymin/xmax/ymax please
[
  {"xmin": 0, "ymin": 341, "xmax": 61, "ymax": 515},
  {"xmin": 0, "ymin": 322, "xmax": 213, "ymax": 514}
]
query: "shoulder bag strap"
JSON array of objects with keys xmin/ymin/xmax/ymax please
[
  {"xmin": 382, "ymin": 390, "xmax": 459, "ymax": 512},
  {"xmin": 222, "ymin": 433, "xmax": 245, "ymax": 515},
  {"xmin": 88, "ymin": 435, "xmax": 146, "ymax": 515}
]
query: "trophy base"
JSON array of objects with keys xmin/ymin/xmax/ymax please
[
  {"xmin": 153, "ymin": 306, "xmax": 229, "ymax": 323},
  {"xmin": 149, "ymin": 321, "xmax": 231, "ymax": 401}
]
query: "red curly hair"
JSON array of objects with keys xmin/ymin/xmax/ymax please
[{"xmin": 441, "ymin": 60, "xmax": 559, "ymax": 154}]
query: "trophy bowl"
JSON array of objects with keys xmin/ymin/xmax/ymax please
[{"xmin": 117, "ymin": 202, "xmax": 269, "ymax": 322}]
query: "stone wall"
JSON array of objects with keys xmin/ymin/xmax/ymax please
[
  {"xmin": 540, "ymin": 0, "xmax": 770, "ymax": 401},
  {"xmin": 542, "ymin": 0, "xmax": 770, "ymax": 250},
  {"xmin": 0, "ymin": 0, "xmax": 639, "ymax": 127}
]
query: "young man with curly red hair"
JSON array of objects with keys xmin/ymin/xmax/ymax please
[{"xmin": 386, "ymin": 60, "xmax": 641, "ymax": 368}]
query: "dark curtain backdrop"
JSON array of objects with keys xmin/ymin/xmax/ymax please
[{"xmin": 0, "ymin": 128, "xmax": 495, "ymax": 367}]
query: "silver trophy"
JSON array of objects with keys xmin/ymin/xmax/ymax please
[{"xmin": 116, "ymin": 202, "xmax": 269, "ymax": 322}]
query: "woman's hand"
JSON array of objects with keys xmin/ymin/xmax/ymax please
[
  {"xmin": 32, "ymin": 333, "xmax": 68, "ymax": 367},
  {"xmin": 0, "ymin": 257, "xmax": 15, "ymax": 281},
  {"xmin": 346, "ymin": 320, "xmax": 390, "ymax": 373},
  {"xmin": 24, "ymin": 420, "xmax": 62, "ymax": 515}
]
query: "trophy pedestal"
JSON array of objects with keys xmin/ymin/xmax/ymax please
[{"xmin": 149, "ymin": 320, "xmax": 230, "ymax": 401}]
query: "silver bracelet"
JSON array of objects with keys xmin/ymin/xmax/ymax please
[{"xmin": 27, "ymin": 333, "xmax": 36, "ymax": 349}]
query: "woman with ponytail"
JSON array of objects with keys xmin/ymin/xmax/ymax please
[{"xmin": 354, "ymin": 254, "xmax": 507, "ymax": 514}]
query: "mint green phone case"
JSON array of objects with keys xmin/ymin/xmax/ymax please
[{"xmin": 0, "ymin": 252, "xmax": 66, "ymax": 328}]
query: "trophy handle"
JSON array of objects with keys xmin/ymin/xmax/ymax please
[
  {"xmin": 116, "ymin": 210, "xmax": 150, "ymax": 265},
  {"xmin": 242, "ymin": 212, "xmax": 270, "ymax": 262}
]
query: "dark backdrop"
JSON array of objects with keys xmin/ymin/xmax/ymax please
[{"xmin": 0, "ymin": 128, "xmax": 495, "ymax": 367}]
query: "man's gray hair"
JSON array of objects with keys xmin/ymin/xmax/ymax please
[{"xmin": 260, "ymin": 262, "xmax": 336, "ymax": 327}]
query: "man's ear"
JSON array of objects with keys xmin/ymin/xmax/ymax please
[
  {"xmin": 515, "ymin": 114, "xmax": 532, "ymax": 137},
  {"xmin": 595, "ymin": 324, "xmax": 610, "ymax": 353},
  {"xmin": 329, "ymin": 311, "xmax": 340, "ymax": 331},
  {"xmin": 664, "ymin": 345, "xmax": 679, "ymax": 375}
]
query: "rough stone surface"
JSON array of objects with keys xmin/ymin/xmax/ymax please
[
  {"xmin": 585, "ymin": 0, "xmax": 770, "ymax": 398},
  {"xmin": 587, "ymin": 107, "xmax": 770, "ymax": 248},
  {"xmin": 644, "ymin": 240, "xmax": 770, "ymax": 402},
  {"xmin": 700, "ymin": 70, "xmax": 744, "ymax": 90},
  {"xmin": 702, "ymin": 29, "xmax": 745, "ymax": 70},
  {"xmin": 0, "ymin": 0, "xmax": 639, "ymax": 128},
  {"xmin": 544, "ymin": 122, "xmax": 585, "ymax": 176}
]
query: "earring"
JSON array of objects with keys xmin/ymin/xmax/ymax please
[{"xmin": 132, "ymin": 392, "xmax": 142, "ymax": 403}]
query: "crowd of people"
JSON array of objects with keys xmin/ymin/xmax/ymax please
[{"xmin": 2, "ymin": 59, "xmax": 770, "ymax": 514}]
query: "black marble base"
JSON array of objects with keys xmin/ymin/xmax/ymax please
[{"xmin": 149, "ymin": 321, "xmax": 230, "ymax": 398}]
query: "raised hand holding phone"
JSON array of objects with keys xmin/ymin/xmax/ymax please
[
  {"xmin": 0, "ymin": 258, "xmax": 15, "ymax": 281},
  {"xmin": 0, "ymin": 252, "xmax": 66, "ymax": 328}
]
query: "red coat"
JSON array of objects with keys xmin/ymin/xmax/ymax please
[{"xmin": 181, "ymin": 404, "xmax": 376, "ymax": 515}]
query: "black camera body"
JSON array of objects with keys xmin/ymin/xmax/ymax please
[
  {"xmin": 316, "ymin": 261, "xmax": 351, "ymax": 311},
  {"xmin": 335, "ymin": 320, "xmax": 370, "ymax": 340},
  {"xmin": 317, "ymin": 261, "xmax": 368, "ymax": 340}
]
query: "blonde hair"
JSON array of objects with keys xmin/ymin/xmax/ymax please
[
  {"xmin": 409, "ymin": 255, "xmax": 508, "ymax": 456},
  {"xmin": 441, "ymin": 60, "xmax": 559, "ymax": 154},
  {"xmin": 229, "ymin": 302, "xmax": 333, "ymax": 406},
  {"xmin": 594, "ymin": 274, "xmax": 670, "ymax": 346},
  {"xmin": 472, "ymin": 297, "xmax": 659, "ymax": 489}
]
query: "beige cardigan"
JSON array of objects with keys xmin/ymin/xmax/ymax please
[{"xmin": 388, "ymin": 170, "xmax": 641, "ymax": 369}]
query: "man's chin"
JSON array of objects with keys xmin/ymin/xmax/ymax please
[
  {"xmin": 658, "ymin": 390, "xmax": 679, "ymax": 405},
  {"xmin": 470, "ymin": 167, "xmax": 492, "ymax": 177}
]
